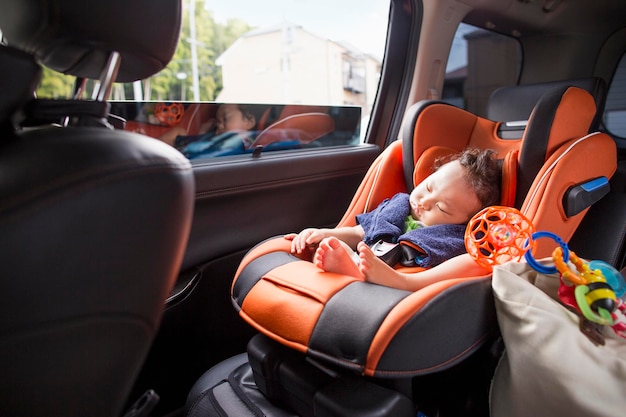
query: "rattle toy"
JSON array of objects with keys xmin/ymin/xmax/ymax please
[
  {"xmin": 589, "ymin": 259, "xmax": 626, "ymax": 298},
  {"xmin": 465, "ymin": 206, "xmax": 536, "ymax": 271},
  {"xmin": 524, "ymin": 231, "xmax": 626, "ymax": 340},
  {"xmin": 155, "ymin": 102, "xmax": 184, "ymax": 127},
  {"xmin": 524, "ymin": 231, "xmax": 569, "ymax": 274},
  {"xmin": 551, "ymin": 243, "xmax": 618, "ymax": 326}
]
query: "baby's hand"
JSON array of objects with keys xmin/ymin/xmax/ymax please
[
  {"xmin": 170, "ymin": 126, "xmax": 189, "ymax": 136},
  {"xmin": 158, "ymin": 126, "xmax": 189, "ymax": 145},
  {"xmin": 285, "ymin": 228, "xmax": 325, "ymax": 254}
]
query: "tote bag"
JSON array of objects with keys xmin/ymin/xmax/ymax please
[{"xmin": 490, "ymin": 261, "xmax": 626, "ymax": 417}]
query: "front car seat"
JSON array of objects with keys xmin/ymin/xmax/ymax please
[{"xmin": 0, "ymin": 1, "xmax": 193, "ymax": 416}]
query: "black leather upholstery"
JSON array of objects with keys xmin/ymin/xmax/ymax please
[
  {"xmin": 0, "ymin": 127, "xmax": 194, "ymax": 416},
  {"xmin": 0, "ymin": 48, "xmax": 41, "ymax": 127},
  {"xmin": 0, "ymin": 0, "xmax": 182, "ymax": 82},
  {"xmin": 0, "ymin": 1, "xmax": 192, "ymax": 416}
]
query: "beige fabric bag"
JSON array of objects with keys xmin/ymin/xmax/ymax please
[{"xmin": 490, "ymin": 261, "xmax": 626, "ymax": 417}]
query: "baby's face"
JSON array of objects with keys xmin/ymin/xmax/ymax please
[
  {"xmin": 215, "ymin": 104, "xmax": 255, "ymax": 135},
  {"xmin": 409, "ymin": 160, "xmax": 482, "ymax": 226}
]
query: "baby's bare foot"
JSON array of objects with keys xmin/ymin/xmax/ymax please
[
  {"xmin": 358, "ymin": 241, "xmax": 407, "ymax": 288},
  {"xmin": 314, "ymin": 237, "xmax": 363, "ymax": 278}
]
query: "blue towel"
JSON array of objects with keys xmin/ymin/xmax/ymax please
[
  {"xmin": 356, "ymin": 193, "xmax": 467, "ymax": 267},
  {"xmin": 356, "ymin": 193, "xmax": 410, "ymax": 244}
]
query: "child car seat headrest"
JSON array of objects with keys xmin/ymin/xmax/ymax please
[
  {"xmin": 0, "ymin": 0, "xmax": 182, "ymax": 82},
  {"xmin": 401, "ymin": 86, "xmax": 600, "ymax": 214}
]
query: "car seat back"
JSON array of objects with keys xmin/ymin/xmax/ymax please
[
  {"xmin": 0, "ymin": 1, "xmax": 194, "ymax": 416},
  {"xmin": 487, "ymin": 77, "xmax": 607, "ymax": 133}
]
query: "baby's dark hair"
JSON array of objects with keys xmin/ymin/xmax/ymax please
[
  {"xmin": 434, "ymin": 148, "xmax": 501, "ymax": 209},
  {"xmin": 236, "ymin": 104, "xmax": 266, "ymax": 129}
]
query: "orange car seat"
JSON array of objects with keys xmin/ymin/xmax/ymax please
[
  {"xmin": 256, "ymin": 104, "xmax": 329, "ymax": 131},
  {"xmin": 251, "ymin": 112, "xmax": 335, "ymax": 149},
  {"xmin": 251, "ymin": 104, "xmax": 337, "ymax": 150},
  {"xmin": 185, "ymin": 85, "xmax": 616, "ymax": 416}
]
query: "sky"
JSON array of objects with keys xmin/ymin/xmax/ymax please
[{"xmin": 204, "ymin": 0, "xmax": 390, "ymax": 58}]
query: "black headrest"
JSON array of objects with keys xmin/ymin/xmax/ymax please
[
  {"xmin": 0, "ymin": 47, "xmax": 41, "ymax": 127},
  {"xmin": 487, "ymin": 77, "xmax": 607, "ymax": 130},
  {"xmin": 0, "ymin": 0, "xmax": 182, "ymax": 82}
]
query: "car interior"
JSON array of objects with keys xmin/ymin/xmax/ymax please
[{"xmin": 1, "ymin": 0, "xmax": 625, "ymax": 417}]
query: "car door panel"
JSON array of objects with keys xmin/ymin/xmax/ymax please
[{"xmin": 180, "ymin": 144, "xmax": 380, "ymax": 271}]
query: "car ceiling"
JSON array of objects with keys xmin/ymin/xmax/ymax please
[{"xmin": 463, "ymin": 0, "xmax": 626, "ymax": 39}]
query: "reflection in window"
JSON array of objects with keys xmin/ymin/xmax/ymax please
[
  {"xmin": 110, "ymin": 102, "xmax": 362, "ymax": 160},
  {"xmin": 37, "ymin": 0, "xmax": 390, "ymax": 157}
]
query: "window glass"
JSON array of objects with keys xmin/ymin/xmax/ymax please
[
  {"xmin": 35, "ymin": 0, "xmax": 389, "ymax": 159},
  {"xmin": 604, "ymin": 54, "xmax": 626, "ymax": 139},
  {"xmin": 443, "ymin": 23, "xmax": 521, "ymax": 118},
  {"xmin": 108, "ymin": 101, "xmax": 362, "ymax": 159}
]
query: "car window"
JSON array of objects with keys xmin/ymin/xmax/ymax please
[
  {"xmin": 109, "ymin": 101, "xmax": 362, "ymax": 159},
  {"xmin": 443, "ymin": 22, "xmax": 521, "ymax": 118},
  {"xmin": 604, "ymin": 53, "xmax": 626, "ymax": 139},
  {"xmin": 35, "ymin": 0, "xmax": 390, "ymax": 159}
]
